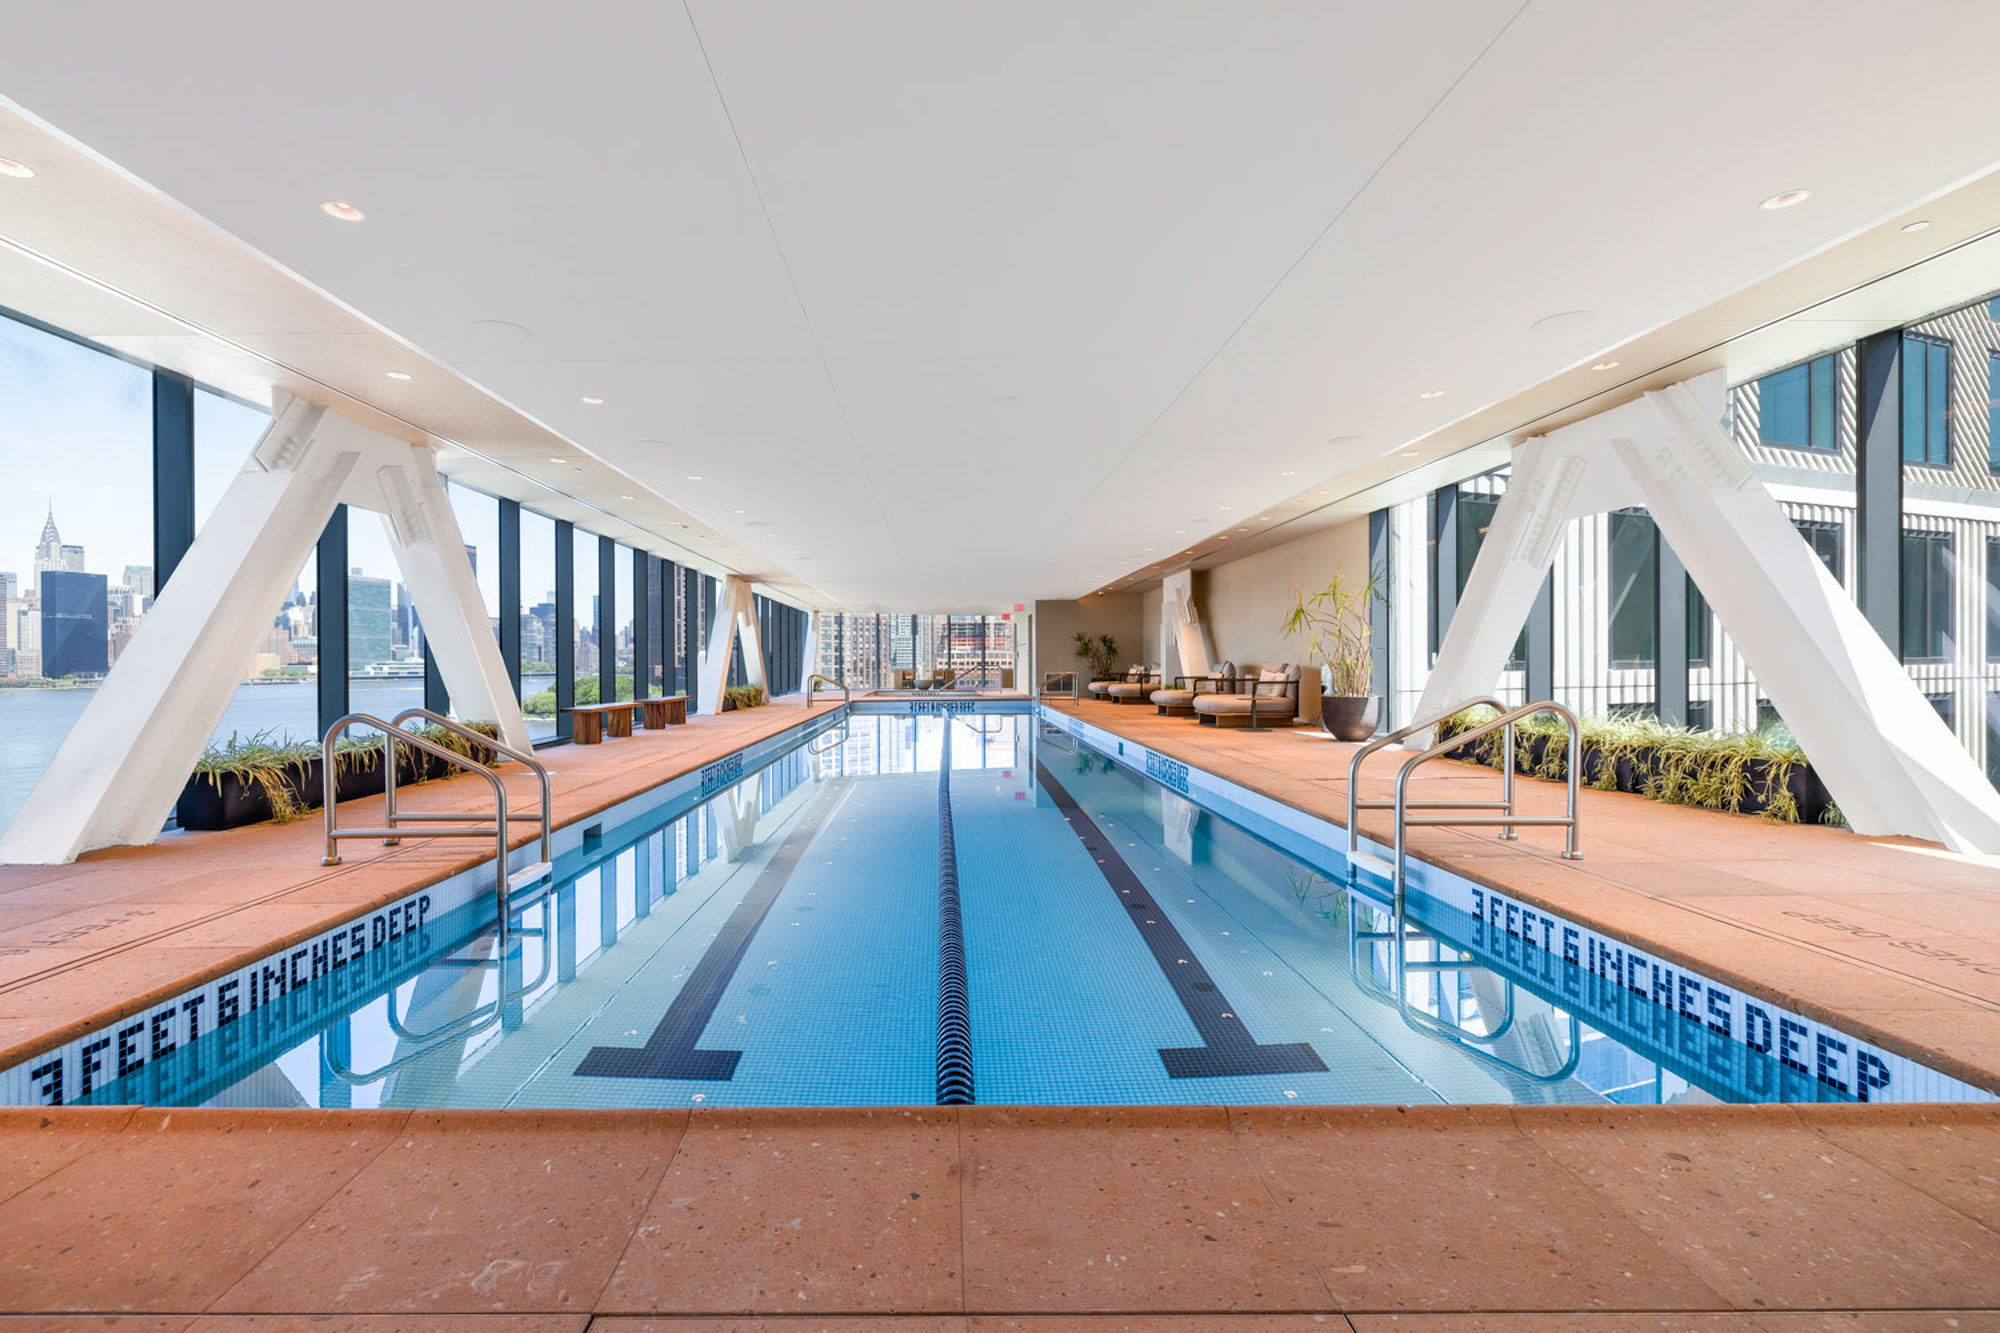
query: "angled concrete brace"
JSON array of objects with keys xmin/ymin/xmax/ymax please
[
  {"xmin": 1158, "ymin": 568, "xmax": 1212, "ymax": 684},
  {"xmin": 0, "ymin": 394, "xmax": 531, "ymax": 865},
  {"xmin": 1416, "ymin": 370, "xmax": 2000, "ymax": 854},
  {"xmin": 699, "ymin": 574, "xmax": 765, "ymax": 716}
]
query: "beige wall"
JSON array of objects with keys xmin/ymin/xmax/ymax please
[
  {"xmin": 1192, "ymin": 516, "xmax": 1371, "ymax": 723},
  {"xmin": 1032, "ymin": 594, "xmax": 1143, "ymax": 689}
]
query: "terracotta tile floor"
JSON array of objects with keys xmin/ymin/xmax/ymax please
[
  {"xmin": 1046, "ymin": 699, "xmax": 2000, "ymax": 1093},
  {"xmin": 0, "ymin": 1104, "xmax": 1995, "ymax": 1323},
  {"xmin": 2, "ymin": 696, "xmax": 1999, "ymax": 1323}
]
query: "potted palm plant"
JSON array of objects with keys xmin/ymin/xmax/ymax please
[
  {"xmin": 1072, "ymin": 631, "xmax": 1120, "ymax": 684},
  {"xmin": 1281, "ymin": 567, "xmax": 1384, "ymax": 741}
]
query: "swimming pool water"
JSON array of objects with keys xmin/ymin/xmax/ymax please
[{"xmin": 58, "ymin": 709, "xmax": 1965, "ymax": 1109}]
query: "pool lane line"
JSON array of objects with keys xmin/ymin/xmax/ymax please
[
  {"xmin": 936, "ymin": 726, "xmax": 975, "ymax": 1105},
  {"xmin": 573, "ymin": 778, "xmax": 849, "ymax": 1082},
  {"xmin": 1034, "ymin": 761, "xmax": 1329, "ymax": 1079}
]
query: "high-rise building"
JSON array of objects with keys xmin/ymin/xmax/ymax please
[
  {"xmin": 347, "ymin": 569, "xmax": 393, "ymax": 669},
  {"xmin": 13, "ymin": 602, "xmax": 39, "ymax": 680},
  {"xmin": 40, "ymin": 570, "xmax": 108, "ymax": 679},
  {"xmin": 30, "ymin": 504, "xmax": 64, "ymax": 596},
  {"xmin": 121, "ymin": 565, "xmax": 154, "ymax": 600}
]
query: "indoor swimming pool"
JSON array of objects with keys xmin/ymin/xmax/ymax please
[{"xmin": 21, "ymin": 706, "xmax": 1984, "ymax": 1111}]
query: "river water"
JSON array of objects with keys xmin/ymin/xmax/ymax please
[{"xmin": 0, "ymin": 674, "xmax": 557, "ymax": 838}]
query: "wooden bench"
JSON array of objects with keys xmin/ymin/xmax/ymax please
[
  {"xmin": 561, "ymin": 701, "xmax": 641, "ymax": 744},
  {"xmin": 641, "ymin": 695, "xmax": 689, "ymax": 729}
]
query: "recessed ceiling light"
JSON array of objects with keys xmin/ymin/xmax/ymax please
[
  {"xmin": 1419, "ymin": 389, "xmax": 1446, "ymax": 400},
  {"xmin": 548, "ymin": 457, "xmax": 567, "ymax": 464},
  {"xmin": 1529, "ymin": 310, "xmax": 1594, "ymax": 334},
  {"xmin": 1260, "ymin": 516, "xmax": 1273, "ymax": 522},
  {"xmin": 320, "ymin": 200, "xmax": 366, "ymax": 222},
  {"xmin": 1220, "ymin": 506, "xmax": 1232, "ymax": 512},
  {"xmin": 1400, "ymin": 449, "xmax": 1422, "ymax": 457},
  {"xmin": 620, "ymin": 494, "xmax": 636, "ymax": 500},
  {"xmin": 1591, "ymin": 360, "xmax": 1619, "ymax": 371},
  {"xmin": 687, "ymin": 474, "xmax": 702, "ymax": 481},
  {"xmin": 0, "ymin": 158, "xmax": 34, "ymax": 179},
  {"xmin": 1173, "ymin": 529, "xmax": 1185, "ymax": 535},
  {"xmin": 1760, "ymin": 188, "xmax": 1812, "ymax": 211},
  {"xmin": 1280, "ymin": 470, "xmax": 1296, "ymax": 477},
  {"xmin": 1901, "ymin": 220, "xmax": 1931, "ymax": 233},
  {"xmin": 732, "ymin": 508, "xmax": 746, "ymax": 514},
  {"xmin": 581, "ymin": 396, "xmax": 604, "ymax": 405},
  {"xmin": 1236, "ymin": 526, "xmax": 1249, "ymax": 532},
  {"xmin": 384, "ymin": 370, "xmax": 412, "ymax": 381}
]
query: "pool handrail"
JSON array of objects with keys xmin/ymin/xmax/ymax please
[
  {"xmin": 386, "ymin": 708, "xmax": 552, "ymax": 873},
  {"xmin": 805, "ymin": 672, "xmax": 850, "ymax": 708},
  {"xmin": 321, "ymin": 711, "xmax": 552, "ymax": 937},
  {"xmin": 1345, "ymin": 695, "xmax": 1506, "ymax": 862}
]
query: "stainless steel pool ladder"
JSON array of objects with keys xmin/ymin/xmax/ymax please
[
  {"xmin": 805, "ymin": 672, "xmax": 850, "ymax": 708},
  {"xmin": 1345, "ymin": 697, "xmax": 1582, "ymax": 908},
  {"xmin": 321, "ymin": 710, "xmax": 554, "ymax": 927}
]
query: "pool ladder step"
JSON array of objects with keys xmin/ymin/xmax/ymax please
[
  {"xmin": 509, "ymin": 861, "xmax": 553, "ymax": 891},
  {"xmin": 1346, "ymin": 849, "xmax": 1397, "ymax": 882}
]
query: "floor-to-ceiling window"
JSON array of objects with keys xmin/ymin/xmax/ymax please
[
  {"xmin": 573, "ymin": 526, "xmax": 600, "ymax": 700},
  {"xmin": 519, "ymin": 507, "xmax": 558, "ymax": 739},
  {"xmin": 344, "ymin": 507, "xmax": 422, "ymax": 722},
  {"xmin": 0, "ymin": 312, "xmax": 154, "ymax": 838},
  {"xmin": 445, "ymin": 481, "xmax": 502, "ymax": 722},
  {"xmin": 611, "ymin": 541, "xmax": 634, "ymax": 703}
]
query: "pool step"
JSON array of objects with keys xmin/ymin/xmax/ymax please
[
  {"xmin": 507, "ymin": 861, "xmax": 554, "ymax": 903},
  {"xmin": 1346, "ymin": 849, "xmax": 1397, "ymax": 883}
]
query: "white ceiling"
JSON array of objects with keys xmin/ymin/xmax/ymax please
[{"xmin": 3, "ymin": 1, "xmax": 2000, "ymax": 610}]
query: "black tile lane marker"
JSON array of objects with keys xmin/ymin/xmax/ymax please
[
  {"xmin": 1034, "ymin": 761, "xmax": 1329, "ymax": 1079},
  {"xmin": 935, "ymin": 725, "xmax": 974, "ymax": 1104},
  {"xmin": 574, "ymin": 779, "xmax": 847, "ymax": 1081}
]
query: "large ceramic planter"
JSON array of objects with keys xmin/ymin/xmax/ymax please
[{"xmin": 1319, "ymin": 694, "xmax": 1381, "ymax": 742}]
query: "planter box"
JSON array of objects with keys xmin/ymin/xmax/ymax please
[
  {"xmin": 176, "ymin": 737, "xmax": 496, "ymax": 832},
  {"xmin": 176, "ymin": 758, "xmax": 325, "ymax": 831},
  {"xmin": 1436, "ymin": 723, "xmax": 1834, "ymax": 825}
]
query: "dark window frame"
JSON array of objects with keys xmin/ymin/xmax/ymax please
[
  {"xmin": 1757, "ymin": 353, "xmax": 1839, "ymax": 453},
  {"xmin": 1901, "ymin": 527, "xmax": 1955, "ymax": 664},
  {"xmin": 1901, "ymin": 332, "xmax": 1953, "ymax": 468}
]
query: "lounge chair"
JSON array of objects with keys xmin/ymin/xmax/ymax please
[
  {"xmin": 1151, "ymin": 661, "xmax": 1238, "ymax": 716},
  {"xmin": 1087, "ymin": 665, "xmax": 1146, "ymax": 700},
  {"xmin": 1105, "ymin": 665, "xmax": 1161, "ymax": 704},
  {"xmin": 1191, "ymin": 662, "xmax": 1301, "ymax": 728}
]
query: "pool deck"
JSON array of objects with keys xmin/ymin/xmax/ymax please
[
  {"xmin": 0, "ymin": 693, "xmax": 1997, "ymax": 1325},
  {"xmin": 1047, "ymin": 697, "xmax": 2000, "ymax": 1098},
  {"xmin": 0, "ymin": 697, "xmax": 849, "ymax": 1079}
]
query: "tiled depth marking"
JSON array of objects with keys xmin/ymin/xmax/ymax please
[
  {"xmin": 1035, "ymin": 761, "xmax": 1328, "ymax": 1079},
  {"xmin": 575, "ymin": 779, "xmax": 848, "ymax": 1081}
]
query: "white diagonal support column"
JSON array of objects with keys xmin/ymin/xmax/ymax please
[
  {"xmin": 369, "ymin": 454, "xmax": 532, "ymax": 753},
  {"xmin": 0, "ymin": 394, "xmax": 530, "ymax": 864},
  {"xmin": 699, "ymin": 574, "xmax": 765, "ymax": 716},
  {"xmin": 1418, "ymin": 370, "xmax": 2000, "ymax": 854}
]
